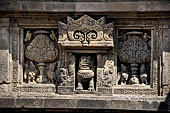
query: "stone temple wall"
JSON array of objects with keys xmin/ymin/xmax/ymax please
[{"xmin": 0, "ymin": 0, "xmax": 170, "ymax": 112}]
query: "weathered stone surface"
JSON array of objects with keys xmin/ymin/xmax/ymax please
[
  {"xmin": 44, "ymin": 98, "xmax": 76, "ymax": 108},
  {"xmin": 16, "ymin": 98, "xmax": 44, "ymax": 108},
  {"xmin": 0, "ymin": 1, "xmax": 170, "ymax": 12},
  {"xmin": 0, "ymin": 18, "xmax": 9, "ymax": 27},
  {"xmin": 0, "ymin": 0, "xmax": 170, "ymax": 112},
  {"xmin": 0, "ymin": 96, "xmax": 167, "ymax": 111},
  {"xmin": 0, "ymin": 27, "xmax": 9, "ymax": 50},
  {"xmin": 0, "ymin": 98, "xmax": 15, "ymax": 108},
  {"xmin": 0, "ymin": 27, "xmax": 9, "ymax": 83},
  {"xmin": 76, "ymin": 98, "xmax": 109, "ymax": 109},
  {"xmin": 0, "ymin": 51, "xmax": 9, "ymax": 83}
]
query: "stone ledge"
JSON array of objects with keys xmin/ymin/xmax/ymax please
[
  {"xmin": 0, "ymin": 95, "xmax": 168, "ymax": 111},
  {"xmin": 0, "ymin": 1, "xmax": 170, "ymax": 12}
]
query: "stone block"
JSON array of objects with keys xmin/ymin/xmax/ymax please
[
  {"xmin": 16, "ymin": 98, "xmax": 44, "ymax": 108},
  {"xmin": 109, "ymin": 99, "xmax": 143, "ymax": 110},
  {"xmin": 141, "ymin": 100, "xmax": 160, "ymax": 111},
  {"xmin": 0, "ymin": 27, "xmax": 9, "ymax": 83},
  {"xmin": 97, "ymin": 87, "xmax": 113, "ymax": 96},
  {"xmin": 58, "ymin": 86, "xmax": 74, "ymax": 95},
  {"xmin": 20, "ymin": 1, "xmax": 44, "ymax": 11},
  {"xmin": 163, "ymin": 29, "xmax": 170, "ymax": 52},
  {"xmin": 0, "ymin": 98, "xmax": 15, "ymax": 108},
  {"xmin": 44, "ymin": 2, "xmax": 76, "ymax": 12},
  {"xmin": 0, "ymin": 18, "xmax": 9, "ymax": 27},
  {"xmin": 76, "ymin": 98, "xmax": 109, "ymax": 109},
  {"xmin": 44, "ymin": 98, "xmax": 76, "ymax": 108},
  {"xmin": 0, "ymin": 27, "xmax": 9, "ymax": 50}
]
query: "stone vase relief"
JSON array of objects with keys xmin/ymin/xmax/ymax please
[{"xmin": 22, "ymin": 15, "xmax": 152, "ymax": 95}]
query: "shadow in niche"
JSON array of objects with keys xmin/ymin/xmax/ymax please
[{"xmin": 158, "ymin": 91, "xmax": 170, "ymax": 112}]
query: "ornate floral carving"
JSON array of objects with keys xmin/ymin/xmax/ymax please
[
  {"xmin": 119, "ymin": 32, "xmax": 150, "ymax": 64},
  {"xmin": 59, "ymin": 15, "xmax": 114, "ymax": 47},
  {"xmin": 25, "ymin": 34, "xmax": 58, "ymax": 63}
]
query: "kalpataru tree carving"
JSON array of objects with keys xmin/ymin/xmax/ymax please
[
  {"xmin": 117, "ymin": 31, "xmax": 151, "ymax": 85},
  {"xmin": 24, "ymin": 30, "xmax": 58, "ymax": 84}
]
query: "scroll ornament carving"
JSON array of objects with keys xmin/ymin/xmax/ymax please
[
  {"xmin": 118, "ymin": 31, "xmax": 151, "ymax": 85},
  {"xmin": 59, "ymin": 15, "xmax": 114, "ymax": 47},
  {"xmin": 24, "ymin": 30, "xmax": 58, "ymax": 84}
]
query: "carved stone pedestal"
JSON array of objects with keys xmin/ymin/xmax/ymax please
[
  {"xmin": 97, "ymin": 88, "xmax": 113, "ymax": 96},
  {"xmin": 58, "ymin": 86, "xmax": 74, "ymax": 95},
  {"xmin": 74, "ymin": 89, "xmax": 96, "ymax": 94}
]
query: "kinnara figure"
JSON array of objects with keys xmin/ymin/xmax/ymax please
[
  {"xmin": 76, "ymin": 55, "xmax": 95, "ymax": 91},
  {"xmin": 119, "ymin": 64, "xmax": 129, "ymax": 85}
]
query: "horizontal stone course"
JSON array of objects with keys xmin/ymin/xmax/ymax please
[
  {"xmin": 0, "ymin": 95, "xmax": 168, "ymax": 111},
  {"xmin": 0, "ymin": 1, "xmax": 170, "ymax": 12}
]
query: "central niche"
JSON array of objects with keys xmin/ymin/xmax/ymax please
[
  {"xmin": 58, "ymin": 14, "xmax": 114, "ymax": 95},
  {"xmin": 75, "ymin": 53, "xmax": 97, "ymax": 91}
]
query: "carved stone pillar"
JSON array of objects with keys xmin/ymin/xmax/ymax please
[
  {"xmin": 97, "ymin": 54, "xmax": 114, "ymax": 96},
  {"xmin": 162, "ymin": 20, "xmax": 170, "ymax": 95},
  {"xmin": 0, "ymin": 18, "xmax": 10, "ymax": 85},
  {"xmin": 58, "ymin": 52, "xmax": 75, "ymax": 95}
]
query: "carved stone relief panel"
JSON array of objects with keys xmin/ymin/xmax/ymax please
[
  {"xmin": 117, "ymin": 30, "xmax": 151, "ymax": 86},
  {"xmin": 58, "ymin": 52, "xmax": 75, "ymax": 95},
  {"xmin": 58, "ymin": 15, "xmax": 114, "ymax": 95},
  {"xmin": 97, "ymin": 53, "xmax": 114, "ymax": 96},
  {"xmin": 97, "ymin": 60, "xmax": 114, "ymax": 88},
  {"xmin": 24, "ymin": 29, "xmax": 58, "ymax": 84}
]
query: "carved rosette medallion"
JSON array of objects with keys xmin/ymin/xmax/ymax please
[
  {"xmin": 118, "ymin": 31, "xmax": 151, "ymax": 85},
  {"xmin": 59, "ymin": 15, "xmax": 114, "ymax": 47}
]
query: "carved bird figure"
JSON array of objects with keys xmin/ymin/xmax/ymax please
[
  {"xmin": 47, "ymin": 71, "xmax": 56, "ymax": 83},
  {"xmin": 25, "ymin": 31, "xmax": 32, "ymax": 42},
  {"xmin": 50, "ymin": 30, "xmax": 56, "ymax": 40}
]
